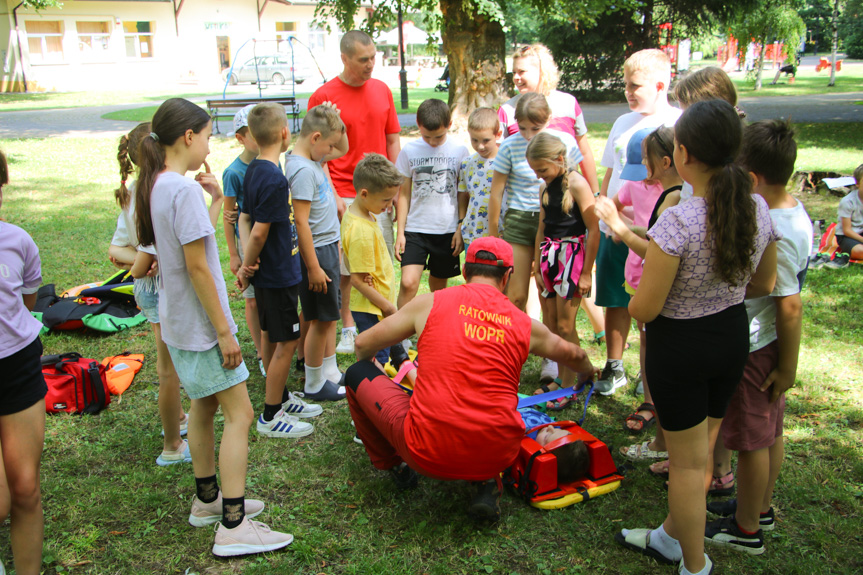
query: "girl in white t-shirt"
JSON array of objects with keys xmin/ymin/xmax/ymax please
[
  {"xmin": 135, "ymin": 98, "xmax": 292, "ymax": 556},
  {"xmin": 108, "ymin": 122, "xmax": 189, "ymax": 468}
]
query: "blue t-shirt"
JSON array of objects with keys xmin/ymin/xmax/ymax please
[
  {"xmin": 223, "ymin": 156, "xmax": 250, "ymax": 214},
  {"xmin": 519, "ymin": 407, "xmax": 554, "ymax": 439},
  {"xmin": 284, "ymin": 154, "xmax": 340, "ymax": 248},
  {"xmin": 241, "ymin": 159, "xmax": 301, "ymax": 288}
]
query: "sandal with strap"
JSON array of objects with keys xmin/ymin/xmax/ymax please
[
  {"xmin": 619, "ymin": 439, "xmax": 668, "ymax": 461},
  {"xmin": 709, "ymin": 470, "xmax": 735, "ymax": 496},
  {"xmin": 613, "ymin": 528, "xmax": 678, "ymax": 565},
  {"xmin": 623, "ymin": 402, "xmax": 657, "ymax": 434},
  {"xmin": 534, "ymin": 377, "xmax": 561, "ymax": 396},
  {"xmin": 592, "ymin": 330, "xmax": 606, "ymax": 344}
]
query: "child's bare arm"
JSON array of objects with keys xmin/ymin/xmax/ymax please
[
  {"xmin": 223, "ymin": 196, "xmax": 241, "ymax": 275},
  {"xmin": 840, "ymin": 216, "xmax": 863, "ymax": 243},
  {"xmin": 325, "ymin": 129, "xmax": 350, "ymax": 163},
  {"xmin": 594, "ymin": 196, "xmax": 648, "ymax": 258},
  {"xmin": 294, "ymin": 199, "xmax": 329, "ymax": 293},
  {"xmin": 760, "ymin": 292, "xmax": 803, "ymax": 402},
  {"xmin": 108, "ymin": 244, "xmax": 137, "ymax": 269},
  {"xmin": 569, "ymin": 172, "xmax": 598, "ymax": 297},
  {"xmin": 130, "ymin": 251, "xmax": 156, "ymax": 279},
  {"xmin": 488, "ymin": 171, "xmax": 509, "ymax": 237},
  {"xmin": 350, "ymin": 273, "xmax": 397, "ymax": 317},
  {"xmin": 575, "ymin": 135, "xmax": 600, "ymax": 196},
  {"xmin": 395, "ymin": 177, "xmax": 412, "ymax": 261},
  {"xmin": 237, "ymin": 221, "xmax": 269, "ymax": 290}
]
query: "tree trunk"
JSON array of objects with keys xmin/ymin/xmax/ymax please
[
  {"xmin": 829, "ymin": 0, "xmax": 839, "ymax": 86},
  {"xmin": 439, "ymin": 0, "xmax": 507, "ymax": 131},
  {"xmin": 754, "ymin": 41, "xmax": 767, "ymax": 90}
]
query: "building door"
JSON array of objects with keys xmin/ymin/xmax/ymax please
[{"xmin": 217, "ymin": 36, "xmax": 230, "ymax": 71}]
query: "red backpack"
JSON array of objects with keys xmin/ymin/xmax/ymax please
[{"xmin": 41, "ymin": 353, "xmax": 111, "ymax": 415}]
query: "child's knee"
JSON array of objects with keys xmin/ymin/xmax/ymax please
[
  {"xmin": 556, "ymin": 320, "xmax": 574, "ymax": 339},
  {"xmin": 400, "ymin": 275, "xmax": 420, "ymax": 293},
  {"xmin": 8, "ymin": 473, "xmax": 40, "ymax": 508}
]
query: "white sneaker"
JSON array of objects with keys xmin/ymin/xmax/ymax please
[
  {"xmin": 336, "ymin": 330, "xmax": 356, "ymax": 354},
  {"xmin": 161, "ymin": 412, "xmax": 188, "ymax": 437},
  {"xmin": 540, "ymin": 358, "xmax": 558, "ymax": 383},
  {"xmin": 212, "ymin": 516, "xmax": 293, "ymax": 557},
  {"xmin": 282, "ymin": 392, "xmax": 322, "ymax": 418},
  {"xmin": 256, "ymin": 410, "xmax": 314, "ymax": 438},
  {"xmin": 188, "ymin": 494, "xmax": 265, "ymax": 527},
  {"xmin": 595, "ymin": 365, "xmax": 627, "ymax": 396}
]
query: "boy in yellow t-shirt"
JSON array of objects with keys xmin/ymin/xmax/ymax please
[{"xmin": 341, "ymin": 154, "xmax": 412, "ymax": 370}]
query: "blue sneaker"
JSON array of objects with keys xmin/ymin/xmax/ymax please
[{"xmin": 156, "ymin": 439, "xmax": 192, "ymax": 466}]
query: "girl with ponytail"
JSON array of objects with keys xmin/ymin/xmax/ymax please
[
  {"xmin": 136, "ymin": 98, "xmax": 293, "ymax": 556},
  {"xmin": 108, "ymin": 121, "xmax": 189, "ymax": 468},
  {"xmin": 616, "ymin": 100, "xmax": 779, "ymax": 575}
]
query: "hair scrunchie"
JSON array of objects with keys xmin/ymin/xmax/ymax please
[{"xmin": 150, "ymin": 132, "xmax": 160, "ymax": 142}]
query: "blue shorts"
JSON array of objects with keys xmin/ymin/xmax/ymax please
[
  {"xmin": 166, "ymin": 339, "xmax": 249, "ymax": 400},
  {"xmin": 595, "ymin": 233, "xmax": 630, "ymax": 308},
  {"xmin": 133, "ymin": 279, "xmax": 159, "ymax": 324}
]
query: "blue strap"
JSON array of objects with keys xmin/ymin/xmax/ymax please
[{"xmin": 517, "ymin": 381, "xmax": 594, "ymax": 426}]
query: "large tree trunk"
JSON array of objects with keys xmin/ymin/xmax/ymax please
[
  {"xmin": 754, "ymin": 40, "xmax": 767, "ymax": 90},
  {"xmin": 440, "ymin": 0, "xmax": 507, "ymax": 131},
  {"xmin": 829, "ymin": 0, "xmax": 839, "ymax": 86}
]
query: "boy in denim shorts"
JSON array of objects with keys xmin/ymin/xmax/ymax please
[
  {"xmin": 238, "ymin": 103, "xmax": 322, "ymax": 438},
  {"xmin": 395, "ymin": 99, "xmax": 469, "ymax": 309}
]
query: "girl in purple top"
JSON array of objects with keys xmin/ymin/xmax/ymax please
[
  {"xmin": 0, "ymin": 149, "xmax": 47, "ymax": 575},
  {"xmin": 616, "ymin": 100, "xmax": 779, "ymax": 575}
]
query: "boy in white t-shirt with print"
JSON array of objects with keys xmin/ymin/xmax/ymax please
[
  {"xmin": 395, "ymin": 99, "xmax": 469, "ymax": 308},
  {"xmin": 594, "ymin": 49, "xmax": 682, "ymax": 397},
  {"xmin": 707, "ymin": 119, "xmax": 812, "ymax": 555}
]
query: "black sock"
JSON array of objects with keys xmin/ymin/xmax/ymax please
[
  {"xmin": 295, "ymin": 356, "xmax": 305, "ymax": 372},
  {"xmin": 263, "ymin": 402, "xmax": 281, "ymax": 421},
  {"xmin": 281, "ymin": 386, "xmax": 292, "ymax": 404},
  {"xmin": 222, "ymin": 495, "xmax": 245, "ymax": 529},
  {"xmin": 195, "ymin": 475, "xmax": 219, "ymax": 503}
]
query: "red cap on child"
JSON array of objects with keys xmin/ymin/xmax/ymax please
[{"xmin": 465, "ymin": 237, "xmax": 514, "ymax": 268}]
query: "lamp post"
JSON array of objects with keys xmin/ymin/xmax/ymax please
[{"xmin": 397, "ymin": 0, "xmax": 408, "ymax": 110}]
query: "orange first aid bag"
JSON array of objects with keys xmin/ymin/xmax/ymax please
[{"xmin": 101, "ymin": 352, "xmax": 144, "ymax": 395}]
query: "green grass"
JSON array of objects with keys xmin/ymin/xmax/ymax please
[
  {"xmin": 728, "ymin": 63, "xmax": 863, "ymax": 97},
  {"xmin": 0, "ymin": 127, "xmax": 862, "ymax": 574}
]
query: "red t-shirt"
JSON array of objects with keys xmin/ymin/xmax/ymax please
[
  {"xmin": 404, "ymin": 283, "xmax": 532, "ymax": 480},
  {"xmin": 308, "ymin": 77, "xmax": 400, "ymax": 198}
]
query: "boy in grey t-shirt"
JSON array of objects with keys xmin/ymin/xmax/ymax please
[
  {"xmin": 834, "ymin": 164, "xmax": 863, "ymax": 261},
  {"xmin": 286, "ymin": 104, "xmax": 350, "ymax": 400}
]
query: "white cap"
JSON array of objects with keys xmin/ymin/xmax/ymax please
[{"xmin": 227, "ymin": 104, "xmax": 256, "ymax": 137}]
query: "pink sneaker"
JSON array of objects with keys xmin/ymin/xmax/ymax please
[
  {"xmin": 188, "ymin": 494, "xmax": 265, "ymax": 527},
  {"xmin": 212, "ymin": 516, "xmax": 293, "ymax": 557}
]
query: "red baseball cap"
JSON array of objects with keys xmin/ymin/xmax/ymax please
[{"xmin": 465, "ymin": 237, "xmax": 514, "ymax": 268}]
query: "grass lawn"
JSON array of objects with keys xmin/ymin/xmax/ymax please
[
  {"xmin": 100, "ymin": 87, "xmax": 445, "ymax": 124},
  {"xmin": 0, "ymin": 125, "xmax": 861, "ymax": 574},
  {"xmin": 728, "ymin": 63, "xmax": 863, "ymax": 98}
]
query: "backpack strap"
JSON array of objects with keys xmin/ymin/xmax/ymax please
[{"xmin": 81, "ymin": 361, "xmax": 108, "ymax": 415}]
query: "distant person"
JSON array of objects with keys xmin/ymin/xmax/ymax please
[
  {"xmin": 829, "ymin": 163, "xmax": 863, "ymax": 267},
  {"xmin": 308, "ymin": 30, "xmax": 401, "ymax": 356}
]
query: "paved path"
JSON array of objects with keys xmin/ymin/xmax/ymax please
[{"xmin": 0, "ymin": 90, "xmax": 860, "ymax": 139}]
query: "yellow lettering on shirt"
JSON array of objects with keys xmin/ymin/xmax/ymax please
[{"xmin": 460, "ymin": 305, "xmax": 510, "ymax": 344}]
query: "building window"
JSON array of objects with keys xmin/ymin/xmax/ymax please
[
  {"xmin": 123, "ymin": 21, "xmax": 154, "ymax": 59},
  {"xmin": 276, "ymin": 21, "xmax": 297, "ymax": 42},
  {"xmin": 25, "ymin": 20, "xmax": 64, "ymax": 64},
  {"xmin": 77, "ymin": 21, "xmax": 111, "ymax": 60},
  {"xmin": 308, "ymin": 24, "xmax": 326, "ymax": 53}
]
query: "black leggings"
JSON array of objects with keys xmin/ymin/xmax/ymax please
[{"xmin": 645, "ymin": 303, "xmax": 749, "ymax": 432}]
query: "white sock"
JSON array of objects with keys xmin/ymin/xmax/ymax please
[
  {"xmin": 608, "ymin": 359, "xmax": 623, "ymax": 371},
  {"xmin": 342, "ymin": 326, "xmax": 357, "ymax": 335},
  {"xmin": 679, "ymin": 554, "xmax": 712, "ymax": 575},
  {"xmin": 305, "ymin": 364, "xmax": 324, "ymax": 394},
  {"xmin": 322, "ymin": 354, "xmax": 342, "ymax": 382},
  {"xmin": 645, "ymin": 524, "xmax": 682, "ymax": 562}
]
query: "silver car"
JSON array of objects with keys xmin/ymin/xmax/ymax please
[{"xmin": 226, "ymin": 54, "xmax": 314, "ymax": 85}]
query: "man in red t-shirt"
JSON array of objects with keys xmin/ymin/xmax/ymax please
[
  {"xmin": 308, "ymin": 30, "xmax": 401, "ymax": 354},
  {"xmin": 344, "ymin": 237, "xmax": 596, "ymax": 521}
]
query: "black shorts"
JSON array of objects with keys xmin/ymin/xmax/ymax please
[
  {"xmin": 401, "ymin": 231, "xmax": 461, "ymax": 279},
  {"xmin": 645, "ymin": 304, "xmax": 749, "ymax": 432},
  {"xmin": 299, "ymin": 241, "xmax": 341, "ymax": 322},
  {"xmin": 836, "ymin": 234, "xmax": 862, "ymax": 255},
  {"xmin": 255, "ymin": 285, "xmax": 301, "ymax": 342},
  {"xmin": 0, "ymin": 337, "xmax": 48, "ymax": 416}
]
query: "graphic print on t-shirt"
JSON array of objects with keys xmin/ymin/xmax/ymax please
[{"xmin": 411, "ymin": 158, "xmax": 459, "ymax": 201}]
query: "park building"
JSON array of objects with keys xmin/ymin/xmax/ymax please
[{"xmin": 0, "ymin": 0, "xmax": 372, "ymax": 92}]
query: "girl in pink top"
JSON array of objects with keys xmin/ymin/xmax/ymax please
[{"xmin": 617, "ymin": 100, "xmax": 779, "ymax": 575}]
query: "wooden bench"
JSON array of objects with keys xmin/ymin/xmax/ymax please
[{"xmin": 206, "ymin": 96, "xmax": 300, "ymax": 135}]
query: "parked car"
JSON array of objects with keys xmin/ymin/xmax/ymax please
[{"xmin": 225, "ymin": 54, "xmax": 315, "ymax": 85}]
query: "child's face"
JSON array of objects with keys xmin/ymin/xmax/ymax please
[
  {"xmin": 517, "ymin": 120, "xmax": 545, "ymax": 141},
  {"xmin": 310, "ymin": 131, "xmax": 343, "ymax": 162},
  {"xmin": 188, "ymin": 121, "xmax": 213, "ymax": 171},
  {"xmin": 468, "ymin": 127, "xmax": 499, "ymax": 159},
  {"xmin": 528, "ymin": 156, "xmax": 564, "ymax": 184},
  {"xmin": 418, "ymin": 125, "xmax": 449, "ymax": 147},
  {"xmin": 236, "ymin": 131, "xmax": 259, "ymax": 155},
  {"xmin": 624, "ymin": 69, "xmax": 661, "ymax": 114},
  {"xmin": 359, "ymin": 185, "xmax": 399, "ymax": 215},
  {"xmin": 536, "ymin": 426, "xmax": 572, "ymax": 446},
  {"xmin": 512, "ymin": 56, "xmax": 541, "ymax": 93}
]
